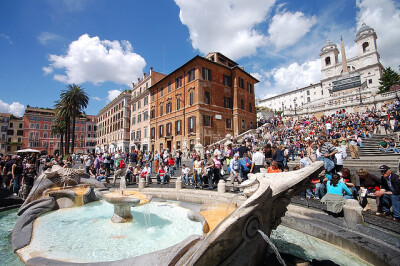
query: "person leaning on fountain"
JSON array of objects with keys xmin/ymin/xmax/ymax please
[
  {"xmin": 374, "ymin": 165, "xmax": 400, "ymax": 222},
  {"xmin": 97, "ymin": 164, "xmax": 109, "ymax": 183},
  {"xmin": 321, "ymin": 173, "xmax": 353, "ymax": 214},
  {"xmin": 229, "ymin": 153, "xmax": 242, "ymax": 192}
]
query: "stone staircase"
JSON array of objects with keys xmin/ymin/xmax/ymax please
[{"xmin": 358, "ymin": 133, "xmax": 400, "ymax": 157}]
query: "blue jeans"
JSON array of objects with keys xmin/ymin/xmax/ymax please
[
  {"xmin": 168, "ymin": 165, "xmax": 174, "ymax": 176},
  {"xmin": 181, "ymin": 174, "xmax": 190, "ymax": 184},
  {"xmin": 288, "ymin": 150, "xmax": 295, "ymax": 161},
  {"xmin": 194, "ymin": 171, "xmax": 201, "ymax": 186},
  {"xmin": 386, "ymin": 147, "xmax": 400, "ymax": 153},
  {"xmin": 315, "ymin": 183, "xmax": 326, "ymax": 199},
  {"xmin": 97, "ymin": 175, "xmax": 109, "ymax": 182},
  {"xmin": 381, "ymin": 194, "xmax": 400, "ymax": 218},
  {"xmin": 13, "ymin": 174, "xmax": 22, "ymax": 194}
]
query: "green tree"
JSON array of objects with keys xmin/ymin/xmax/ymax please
[
  {"xmin": 60, "ymin": 84, "xmax": 89, "ymax": 154},
  {"xmin": 51, "ymin": 117, "xmax": 66, "ymax": 157},
  {"xmin": 378, "ymin": 67, "xmax": 400, "ymax": 93},
  {"xmin": 54, "ymin": 99, "xmax": 72, "ymax": 156}
]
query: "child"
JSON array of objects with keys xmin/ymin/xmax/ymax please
[{"xmin": 180, "ymin": 164, "xmax": 192, "ymax": 185}]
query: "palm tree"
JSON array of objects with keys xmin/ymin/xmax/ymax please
[
  {"xmin": 61, "ymin": 84, "xmax": 89, "ymax": 154},
  {"xmin": 54, "ymin": 99, "xmax": 72, "ymax": 155},
  {"xmin": 51, "ymin": 117, "xmax": 66, "ymax": 157}
]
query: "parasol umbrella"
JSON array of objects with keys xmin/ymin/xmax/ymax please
[{"xmin": 16, "ymin": 149, "xmax": 40, "ymax": 153}]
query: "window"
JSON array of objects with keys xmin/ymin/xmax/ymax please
[
  {"xmin": 168, "ymin": 82, "xmax": 171, "ymax": 93},
  {"xmin": 189, "ymin": 92, "xmax": 194, "ymax": 106},
  {"xmin": 223, "ymin": 75, "xmax": 232, "ymax": 87},
  {"xmin": 136, "ymin": 130, "xmax": 141, "ymax": 139},
  {"xmin": 160, "ymin": 87, "xmax": 164, "ymax": 97},
  {"xmin": 138, "ymin": 100, "xmax": 141, "ymax": 109},
  {"xmin": 250, "ymin": 122, "xmax": 253, "ymax": 129},
  {"xmin": 159, "ymin": 125, "xmax": 164, "ymax": 138},
  {"xmin": 247, "ymin": 83, "xmax": 253, "ymax": 93},
  {"xmin": 204, "ymin": 115, "xmax": 212, "ymax": 127},
  {"xmin": 150, "ymin": 109, "xmax": 155, "ymax": 119},
  {"xmin": 241, "ymin": 119, "xmax": 245, "ymax": 129},
  {"xmin": 369, "ymin": 79, "xmax": 372, "ymax": 84},
  {"xmin": 43, "ymin": 132, "xmax": 48, "ymax": 138},
  {"xmin": 325, "ymin": 57, "xmax": 331, "ymax": 66},
  {"xmin": 307, "ymin": 90, "xmax": 310, "ymax": 95},
  {"xmin": 152, "ymin": 91, "xmax": 155, "ymax": 101},
  {"xmin": 132, "ymin": 117, "xmax": 136, "ymax": 125},
  {"xmin": 7, "ymin": 129, "xmax": 14, "ymax": 135},
  {"xmin": 175, "ymin": 76, "xmax": 182, "ymax": 88},
  {"xmin": 160, "ymin": 143, "xmax": 163, "ymax": 152},
  {"xmin": 204, "ymin": 91, "xmax": 210, "ymax": 105},
  {"xmin": 176, "ymin": 98, "xmax": 181, "ymax": 110},
  {"xmin": 321, "ymin": 90, "xmax": 324, "ymax": 95},
  {"xmin": 131, "ymin": 132, "xmax": 135, "ymax": 140},
  {"xmin": 188, "ymin": 116, "xmax": 196, "ymax": 133},
  {"xmin": 176, "ymin": 141, "xmax": 181, "ymax": 150},
  {"xmin": 224, "ymin": 97, "xmax": 233, "ymax": 109},
  {"xmin": 188, "ymin": 69, "xmax": 195, "ymax": 82},
  {"xmin": 144, "ymin": 111, "xmax": 148, "ymax": 121},
  {"xmin": 166, "ymin": 102, "xmax": 172, "ymax": 114},
  {"xmin": 144, "ymin": 127, "xmax": 147, "ymax": 138},
  {"xmin": 137, "ymin": 114, "xmax": 142, "ymax": 123},
  {"xmin": 160, "ymin": 105, "xmax": 163, "ymax": 116},
  {"xmin": 202, "ymin": 68, "xmax": 211, "ymax": 81},
  {"xmin": 36, "ymin": 124, "xmax": 40, "ymax": 129},
  {"xmin": 17, "ymin": 130, "xmax": 23, "ymax": 136},
  {"xmin": 249, "ymin": 102, "xmax": 253, "ymax": 113},
  {"xmin": 239, "ymin": 78, "xmax": 244, "ymax": 89},
  {"xmin": 144, "ymin": 96, "xmax": 148, "ymax": 106},
  {"xmin": 166, "ymin": 123, "xmax": 172, "ymax": 136},
  {"xmin": 9, "ymin": 122, "xmax": 13, "ymax": 128},
  {"xmin": 241, "ymin": 99, "xmax": 245, "ymax": 110},
  {"xmin": 189, "ymin": 139, "xmax": 195, "ymax": 152},
  {"xmin": 88, "ymin": 125, "xmax": 92, "ymax": 131},
  {"xmin": 175, "ymin": 120, "xmax": 182, "ymax": 135},
  {"xmin": 30, "ymin": 123, "xmax": 34, "ymax": 129},
  {"xmin": 226, "ymin": 118, "xmax": 231, "ymax": 129},
  {"xmin": 81, "ymin": 127, "xmax": 84, "ymax": 131},
  {"xmin": 18, "ymin": 123, "xmax": 22, "ymax": 129},
  {"xmin": 132, "ymin": 103, "xmax": 136, "ymax": 112},
  {"xmin": 307, "ymin": 97, "xmax": 311, "ymax": 103},
  {"xmin": 150, "ymin": 127, "xmax": 155, "ymax": 139},
  {"xmin": 362, "ymin": 42, "xmax": 370, "ymax": 53}
]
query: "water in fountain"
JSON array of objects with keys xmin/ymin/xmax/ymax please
[
  {"xmin": 258, "ymin": 229, "xmax": 286, "ymax": 266},
  {"xmin": 142, "ymin": 204, "xmax": 152, "ymax": 228}
]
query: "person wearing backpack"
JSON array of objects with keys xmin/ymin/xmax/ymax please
[{"xmin": 239, "ymin": 152, "xmax": 252, "ymax": 181}]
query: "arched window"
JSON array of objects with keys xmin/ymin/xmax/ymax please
[
  {"xmin": 362, "ymin": 42, "xmax": 369, "ymax": 53},
  {"xmin": 325, "ymin": 57, "xmax": 331, "ymax": 66}
]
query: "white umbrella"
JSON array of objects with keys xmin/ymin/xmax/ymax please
[{"xmin": 16, "ymin": 149, "xmax": 40, "ymax": 153}]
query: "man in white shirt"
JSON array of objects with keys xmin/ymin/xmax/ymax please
[
  {"xmin": 180, "ymin": 164, "xmax": 192, "ymax": 185},
  {"xmin": 250, "ymin": 147, "xmax": 265, "ymax": 174},
  {"xmin": 141, "ymin": 163, "xmax": 152, "ymax": 185},
  {"xmin": 326, "ymin": 121, "xmax": 332, "ymax": 135}
]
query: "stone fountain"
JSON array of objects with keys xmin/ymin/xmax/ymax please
[{"xmin": 102, "ymin": 175, "xmax": 152, "ymax": 223}]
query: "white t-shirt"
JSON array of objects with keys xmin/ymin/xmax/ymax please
[
  {"xmin": 182, "ymin": 167, "xmax": 191, "ymax": 174},
  {"xmin": 326, "ymin": 123, "xmax": 332, "ymax": 130}
]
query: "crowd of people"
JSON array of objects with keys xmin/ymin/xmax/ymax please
[{"xmin": 1, "ymin": 102, "xmax": 400, "ymax": 222}]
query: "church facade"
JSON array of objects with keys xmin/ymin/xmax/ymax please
[{"xmin": 258, "ymin": 24, "xmax": 386, "ymax": 117}]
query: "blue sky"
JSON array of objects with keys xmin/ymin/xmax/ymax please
[{"xmin": 1, "ymin": 0, "xmax": 399, "ymax": 117}]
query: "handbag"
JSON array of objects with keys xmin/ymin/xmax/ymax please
[{"xmin": 245, "ymin": 158, "xmax": 251, "ymax": 168}]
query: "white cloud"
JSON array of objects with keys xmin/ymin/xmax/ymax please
[
  {"xmin": 42, "ymin": 66, "xmax": 53, "ymax": 75},
  {"xmin": 38, "ymin": 32, "xmax": 63, "ymax": 45},
  {"xmin": 0, "ymin": 33, "xmax": 12, "ymax": 44},
  {"xmin": 107, "ymin": 90, "xmax": 122, "ymax": 103},
  {"xmin": 254, "ymin": 59, "xmax": 321, "ymax": 99},
  {"xmin": 44, "ymin": 34, "xmax": 146, "ymax": 86},
  {"xmin": 268, "ymin": 11, "xmax": 317, "ymax": 51},
  {"xmin": 174, "ymin": 0, "xmax": 275, "ymax": 60},
  {"xmin": 356, "ymin": 0, "xmax": 400, "ymax": 69},
  {"xmin": 92, "ymin": 96, "xmax": 102, "ymax": 101},
  {"xmin": 0, "ymin": 100, "xmax": 25, "ymax": 117}
]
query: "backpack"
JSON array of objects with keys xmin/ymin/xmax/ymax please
[{"xmin": 119, "ymin": 160, "xmax": 126, "ymax": 169}]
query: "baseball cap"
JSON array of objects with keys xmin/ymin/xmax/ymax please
[{"xmin": 379, "ymin": 165, "xmax": 390, "ymax": 171}]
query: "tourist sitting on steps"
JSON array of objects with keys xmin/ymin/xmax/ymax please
[
  {"xmin": 321, "ymin": 173, "xmax": 353, "ymax": 214},
  {"xmin": 141, "ymin": 163, "xmax": 152, "ymax": 186},
  {"xmin": 132, "ymin": 164, "xmax": 141, "ymax": 184},
  {"xmin": 378, "ymin": 137, "xmax": 389, "ymax": 152},
  {"xmin": 156, "ymin": 163, "xmax": 170, "ymax": 184},
  {"xmin": 356, "ymin": 168, "xmax": 380, "ymax": 212},
  {"xmin": 180, "ymin": 164, "xmax": 192, "ymax": 185},
  {"xmin": 374, "ymin": 165, "xmax": 400, "ymax": 222},
  {"xmin": 267, "ymin": 161, "xmax": 281, "ymax": 173},
  {"xmin": 97, "ymin": 164, "xmax": 108, "ymax": 183}
]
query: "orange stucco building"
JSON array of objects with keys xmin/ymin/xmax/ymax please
[{"xmin": 149, "ymin": 52, "xmax": 258, "ymax": 153}]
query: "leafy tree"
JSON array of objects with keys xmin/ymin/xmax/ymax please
[
  {"xmin": 60, "ymin": 84, "xmax": 89, "ymax": 154},
  {"xmin": 51, "ymin": 117, "xmax": 66, "ymax": 157},
  {"xmin": 378, "ymin": 67, "xmax": 400, "ymax": 93},
  {"xmin": 54, "ymin": 99, "xmax": 72, "ymax": 156}
]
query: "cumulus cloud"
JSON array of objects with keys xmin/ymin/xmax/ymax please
[
  {"xmin": 44, "ymin": 34, "xmax": 146, "ymax": 86},
  {"xmin": 0, "ymin": 100, "xmax": 25, "ymax": 117},
  {"xmin": 107, "ymin": 90, "xmax": 122, "ymax": 103},
  {"xmin": 38, "ymin": 32, "xmax": 63, "ymax": 45},
  {"xmin": 92, "ymin": 96, "xmax": 102, "ymax": 101},
  {"xmin": 268, "ymin": 11, "xmax": 317, "ymax": 51},
  {"xmin": 175, "ymin": 0, "xmax": 275, "ymax": 60},
  {"xmin": 254, "ymin": 59, "xmax": 321, "ymax": 99},
  {"xmin": 356, "ymin": 0, "xmax": 400, "ymax": 69},
  {"xmin": 0, "ymin": 33, "xmax": 12, "ymax": 44}
]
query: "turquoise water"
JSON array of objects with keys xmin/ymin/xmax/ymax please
[
  {"xmin": 22, "ymin": 201, "xmax": 203, "ymax": 263},
  {"xmin": 0, "ymin": 209, "xmax": 24, "ymax": 266}
]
